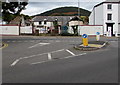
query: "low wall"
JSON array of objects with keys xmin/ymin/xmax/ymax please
[
  {"xmin": 0, "ymin": 25, "xmax": 19, "ymax": 35},
  {"xmin": 20, "ymin": 26, "xmax": 32, "ymax": 34},
  {"xmin": 68, "ymin": 25, "xmax": 103, "ymax": 35}
]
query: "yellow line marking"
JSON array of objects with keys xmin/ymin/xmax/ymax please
[
  {"xmin": 0, "ymin": 43, "xmax": 8, "ymax": 49},
  {"xmin": 80, "ymin": 44, "xmax": 102, "ymax": 48}
]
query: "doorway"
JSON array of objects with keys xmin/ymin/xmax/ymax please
[{"xmin": 106, "ymin": 23, "xmax": 115, "ymax": 36}]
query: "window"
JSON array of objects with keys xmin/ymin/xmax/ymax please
[
  {"xmin": 39, "ymin": 21, "xmax": 41, "ymax": 25},
  {"xmin": 107, "ymin": 14, "xmax": 112, "ymax": 20},
  {"xmin": 44, "ymin": 21, "xmax": 47, "ymax": 24},
  {"xmin": 107, "ymin": 4, "xmax": 112, "ymax": 9}
]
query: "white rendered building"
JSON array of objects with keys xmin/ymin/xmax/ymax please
[{"xmin": 89, "ymin": 0, "xmax": 120, "ymax": 36}]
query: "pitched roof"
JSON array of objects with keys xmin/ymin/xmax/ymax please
[
  {"xmin": 94, "ymin": 0, "xmax": 120, "ymax": 8},
  {"xmin": 105, "ymin": 0, "xmax": 120, "ymax": 2},
  {"xmin": 32, "ymin": 16, "xmax": 76, "ymax": 25},
  {"xmin": 9, "ymin": 16, "xmax": 21, "ymax": 25},
  {"xmin": 70, "ymin": 16, "xmax": 83, "ymax": 21}
]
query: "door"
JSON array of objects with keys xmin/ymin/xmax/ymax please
[{"xmin": 106, "ymin": 23, "xmax": 114, "ymax": 36}]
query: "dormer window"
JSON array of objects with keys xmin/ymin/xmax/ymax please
[{"xmin": 107, "ymin": 4, "xmax": 112, "ymax": 10}]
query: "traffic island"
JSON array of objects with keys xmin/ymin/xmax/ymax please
[
  {"xmin": 0, "ymin": 42, "xmax": 3, "ymax": 48},
  {"xmin": 74, "ymin": 41, "xmax": 109, "ymax": 51}
]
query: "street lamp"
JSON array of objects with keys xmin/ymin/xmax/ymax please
[{"xmin": 78, "ymin": 0, "xmax": 80, "ymax": 17}]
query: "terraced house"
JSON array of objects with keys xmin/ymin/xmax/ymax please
[{"xmin": 89, "ymin": 0, "xmax": 120, "ymax": 36}]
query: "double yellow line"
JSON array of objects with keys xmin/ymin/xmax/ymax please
[{"xmin": 0, "ymin": 43, "xmax": 8, "ymax": 49}]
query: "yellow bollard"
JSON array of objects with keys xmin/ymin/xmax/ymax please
[{"xmin": 82, "ymin": 38, "xmax": 88, "ymax": 46}]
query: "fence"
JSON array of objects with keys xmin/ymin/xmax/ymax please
[{"xmin": 68, "ymin": 25, "xmax": 103, "ymax": 35}]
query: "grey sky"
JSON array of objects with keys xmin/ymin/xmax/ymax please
[{"xmin": 21, "ymin": 0, "xmax": 105, "ymax": 16}]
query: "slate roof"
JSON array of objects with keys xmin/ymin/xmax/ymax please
[
  {"xmin": 70, "ymin": 16, "xmax": 83, "ymax": 21},
  {"xmin": 32, "ymin": 16, "xmax": 76, "ymax": 26},
  {"xmin": 94, "ymin": 0, "xmax": 120, "ymax": 8},
  {"xmin": 105, "ymin": 0, "xmax": 120, "ymax": 2}
]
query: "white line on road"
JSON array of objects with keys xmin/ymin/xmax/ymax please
[
  {"xmin": 28, "ymin": 43, "xmax": 50, "ymax": 48},
  {"xmin": 10, "ymin": 59, "xmax": 20, "ymax": 67},
  {"xmin": 61, "ymin": 53, "xmax": 87, "ymax": 59},
  {"xmin": 31, "ymin": 60, "xmax": 49, "ymax": 65},
  {"xmin": 10, "ymin": 49, "xmax": 65, "ymax": 66},
  {"xmin": 66, "ymin": 49, "xmax": 75, "ymax": 56},
  {"xmin": 31, "ymin": 53, "xmax": 87, "ymax": 65},
  {"xmin": 48, "ymin": 53, "xmax": 52, "ymax": 60},
  {"xmin": 22, "ymin": 49, "xmax": 64, "ymax": 59}
]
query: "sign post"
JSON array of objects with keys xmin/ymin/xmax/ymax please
[
  {"xmin": 96, "ymin": 32, "xmax": 100, "ymax": 41},
  {"xmin": 82, "ymin": 34, "xmax": 88, "ymax": 47}
]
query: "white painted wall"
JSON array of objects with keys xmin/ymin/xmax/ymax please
[
  {"xmin": 68, "ymin": 25, "xmax": 103, "ymax": 35},
  {"xmin": 20, "ymin": 26, "xmax": 32, "ymax": 34},
  {"xmin": 0, "ymin": 26, "xmax": 19, "ymax": 35},
  {"xmin": 104, "ymin": 3, "xmax": 119, "ymax": 35},
  {"xmin": 89, "ymin": 2, "xmax": 120, "ymax": 35},
  {"xmin": 34, "ymin": 21, "xmax": 53, "ymax": 27},
  {"xmin": 118, "ymin": 4, "xmax": 120, "ymax": 34},
  {"xmin": 89, "ymin": 10, "xmax": 94, "ymax": 25},
  {"xmin": 69, "ymin": 21, "xmax": 83, "ymax": 26},
  {"xmin": 34, "ymin": 22, "xmax": 39, "ymax": 26},
  {"xmin": 95, "ymin": 4, "xmax": 104, "ymax": 25}
]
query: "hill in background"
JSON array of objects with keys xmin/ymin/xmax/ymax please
[{"xmin": 34, "ymin": 7, "xmax": 91, "ymax": 16}]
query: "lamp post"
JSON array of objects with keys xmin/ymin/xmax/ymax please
[{"xmin": 78, "ymin": 0, "xmax": 80, "ymax": 17}]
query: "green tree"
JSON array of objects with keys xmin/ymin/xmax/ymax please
[
  {"xmin": 53, "ymin": 19, "xmax": 58, "ymax": 33},
  {"xmin": 2, "ymin": 0, "xmax": 28, "ymax": 23}
]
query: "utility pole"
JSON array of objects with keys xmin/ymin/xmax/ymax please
[{"xmin": 78, "ymin": 0, "xmax": 80, "ymax": 17}]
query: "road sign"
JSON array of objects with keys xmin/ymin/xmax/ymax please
[
  {"xmin": 96, "ymin": 32, "xmax": 100, "ymax": 41},
  {"xmin": 82, "ymin": 34, "xmax": 88, "ymax": 38},
  {"xmin": 96, "ymin": 32, "xmax": 100, "ymax": 35},
  {"xmin": 82, "ymin": 34, "xmax": 88, "ymax": 46}
]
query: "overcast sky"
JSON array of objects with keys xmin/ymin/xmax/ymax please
[{"xmin": 21, "ymin": 0, "xmax": 106, "ymax": 16}]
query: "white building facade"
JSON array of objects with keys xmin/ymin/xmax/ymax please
[{"xmin": 89, "ymin": 0, "xmax": 120, "ymax": 36}]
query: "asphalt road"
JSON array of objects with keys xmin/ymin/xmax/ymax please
[{"xmin": 1, "ymin": 36, "xmax": 119, "ymax": 83}]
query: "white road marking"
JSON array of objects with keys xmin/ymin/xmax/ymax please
[
  {"xmin": 10, "ymin": 59, "xmax": 20, "ymax": 67},
  {"xmin": 22, "ymin": 49, "xmax": 64, "ymax": 59},
  {"xmin": 10, "ymin": 49, "xmax": 65, "ymax": 66},
  {"xmin": 31, "ymin": 53, "xmax": 87, "ymax": 65},
  {"xmin": 66, "ymin": 49, "xmax": 75, "ymax": 56},
  {"xmin": 28, "ymin": 43, "xmax": 50, "ymax": 48},
  {"xmin": 61, "ymin": 53, "xmax": 87, "ymax": 59},
  {"xmin": 31, "ymin": 60, "xmax": 49, "ymax": 65},
  {"xmin": 48, "ymin": 53, "xmax": 52, "ymax": 60},
  {"xmin": 7, "ymin": 41, "xmax": 10, "ymax": 42}
]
